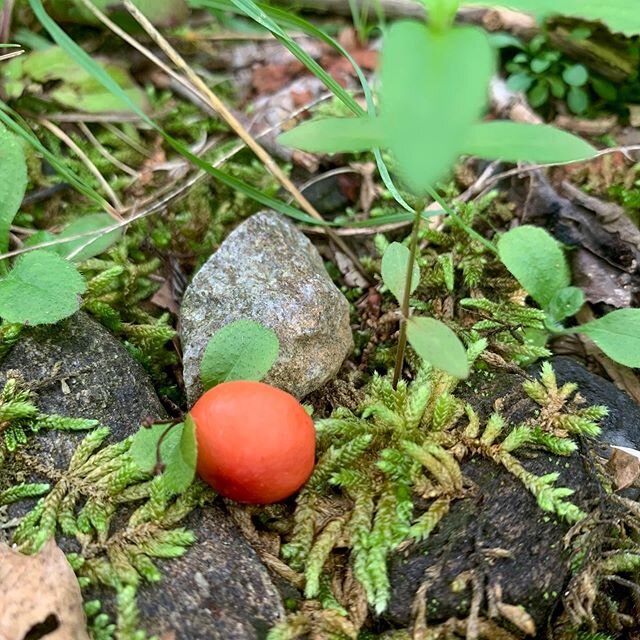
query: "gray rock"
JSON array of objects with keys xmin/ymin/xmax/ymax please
[
  {"xmin": 0, "ymin": 311, "xmax": 284, "ymax": 638},
  {"xmin": 180, "ymin": 211, "xmax": 353, "ymax": 403}
]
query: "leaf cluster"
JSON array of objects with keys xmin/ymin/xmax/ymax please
[{"xmin": 498, "ymin": 225, "xmax": 640, "ymax": 367}]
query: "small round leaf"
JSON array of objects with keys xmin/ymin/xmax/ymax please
[
  {"xmin": 406, "ymin": 316, "xmax": 469, "ymax": 379},
  {"xmin": 562, "ymin": 64, "xmax": 589, "ymax": 87},
  {"xmin": 199, "ymin": 319, "xmax": 280, "ymax": 390}
]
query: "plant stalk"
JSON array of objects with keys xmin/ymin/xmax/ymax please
[{"xmin": 392, "ymin": 199, "xmax": 425, "ymax": 388}]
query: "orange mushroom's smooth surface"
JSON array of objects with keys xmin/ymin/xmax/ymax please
[{"xmin": 189, "ymin": 380, "xmax": 316, "ymax": 504}]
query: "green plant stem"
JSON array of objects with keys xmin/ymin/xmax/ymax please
[{"xmin": 392, "ymin": 199, "xmax": 425, "ymax": 389}]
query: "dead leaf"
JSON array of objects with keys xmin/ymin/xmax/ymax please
[
  {"xmin": 251, "ymin": 61, "xmax": 305, "ymax": 94},
  {"xmin": 607, "ymin": 446, "xmax": 640, "ymax": 490},
  {"xmin": 0, "ymin": 539, "xmax": 89, "ymax": 640},
  {"xmin": 571, "ymin": 248, "xmax": 634, "ymax": 308},
  {"xmin": 151, "ymin": 278, "xmax": 180, "ymax": 315}
]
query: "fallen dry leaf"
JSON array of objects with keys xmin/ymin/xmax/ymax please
[
  {"xmin": 607, "ymin": 446, "xmax": 640, "ymax": 491},
  {"xmin": 0, "ymin": 539, "xmax": 89, "ymax": 640}
]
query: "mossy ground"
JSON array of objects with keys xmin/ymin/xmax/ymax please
[{"xmin": 1, "ymin": 6, "xmax": 640, "ymax": 640}]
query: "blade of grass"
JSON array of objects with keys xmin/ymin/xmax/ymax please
[
  {"xmin": 0, "ymin": 104, "xmax": 113, "ymax": 213},
  {"xmin": 39, "ymin": 118, "xmax": 123, "ymax": 215},
  {"xmin": 193, "ymin": 0, "xmax": 413, "ymax": 212},
  {"xmin": 112, "ymin": 0, "xmax": 371, "ymax": 278},
  {"xmin": 28, "ymin": 0, "xmax": 331, "ymax": 228}
]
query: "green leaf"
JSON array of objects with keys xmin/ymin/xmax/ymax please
[
  {"xmin": 380, "ymin": 21, "xmax": 493, "ymax": 193},
  {"xmin": 578, "ymin": 309, "xmax": 640, "ymax": 367},
  {"xmin": 0, "ymin": 250, "xmax": 86, "ymax": 324},
  {"xmin": 567, "ymin": 86, "xmax": 589, "ymax": 115},
  {"xmin": 463, "ymin": 0, "xmax": 640, "ymax": 36},
  {"xmin": 528, "ymin": 80, "xmax": 549, "ymax": 107},
  {"xmin": 130, "ymin": 422, "xmax": 167, "ymax": 473},
  {"xmin": 497, "ymin": 225, "xmax": 570, "ymax": 309},
  {"xmin": 129, "ymin": 417, "xmax": 197, "ymax": 494},
  {"xmin": 278, "ymin": 117, "xmax": 384, "ymax": 153},
  {"xmin": 22, "ymin": 47, "xmax": 148, "ymax": 113},
  {"xmin": 463, "ymin": 122, "xmax": 596, "ymax": 164},
  {"xmin": 162, "ymin": 415, "xmax": 197, "ymax": 494},
  {"xmin": 591, "ymin": 76, "xmax": 617, "ymax": 101},
  {"xmin": 381, "ymin": 242, "xmax": 420, "ymax": 304},
  {"xmin": 531, "ymin": 56, "xmax": 552, "ymax": 73},
  {"xmin": 491, "ymin": 32, "xmax": 525, "ymax": 49},
  {"xmin": 488, "ymin": 32, "xmax": 524, "ymax": 49},
  {"xmin": 507, "ymin": 72, "xmax": 533, "ymax": 93},
  {"xmin": 53, "ymin": 213, "xmax": 121, "ymax": 261},
  {"xmin": 200, "ymin": 319, "xmax": 279, "ymax": 390},
  {"xmin": 548, "ymin": 286, "xmax": 584, "ymax": 321},
  {"xmin": 407, "ymin": 316, "xmax": 469, "ymax": 379},
  {"xmin": 548, "ymin": 75, "xmax": 566, "ymax": 99},
  {"xmin": 562, "ymin": 64, "xmax": 588, "ymax": 87},
  {"xmin": 0, "ymin": 124, "xmax": 27, "ymax": 259},
  {"xmin": 571, "ymin": 309, "xmax": 640, "ymax": 367}
]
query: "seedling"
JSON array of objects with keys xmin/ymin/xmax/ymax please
[
  {"xmin": 502, "ymin": 34, "xmax": 595, "ymax": 115},
  {"xmin": 381, "ymin": 240, "xmax": 469, "ymax": 385},
  {"xmin": 498, "ymin": 225, "xmax": 640, "ymax": 367},
  {"xmin": 278, "ymin": 0, "xmax": 598, "ymax": 380}
]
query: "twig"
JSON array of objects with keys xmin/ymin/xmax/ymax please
[
  {"xmin": 0, "ymin": 49, "xmax": 23, "ymax": 62},
  {"xmin": 78, "ymin": 122, "xmax": 139, "ymax": 177},
  {"xmin": 471, "ymin": 144, "xmax": 640, "ymax": 198}
]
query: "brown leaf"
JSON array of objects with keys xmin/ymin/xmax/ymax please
[
  {"xmin": 607, "ymin": 446, "xmax": 640, "ymax": 491},
  {"xmin": 0, "ymin": 539, "xmax": 89, "ymax": 640},
  {"xmin": 151, "ymin": 278, "xmax": 180, "ymax": 315}
]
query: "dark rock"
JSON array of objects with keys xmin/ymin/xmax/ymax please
[
  {"xmin": 0, "ymin": 311, "xmax": 166, "ymax": 469},
  {"xmin": 0, "ymin": 311, "xmax": 284, "ymax": 637},
  {"xmin": 550, "ymin": 356, "xmax": 640, "ymax": 453},
  {"xmin": 137, "ymin": 506, "xmax": 284, "ymax": 639},
  {"xmin": 180, "ymin": 211, "xmax": 353, "ymax": 403},
  {"xmin": 387, "ymin": 358, "xmax": 635, "ymax": 630}
]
